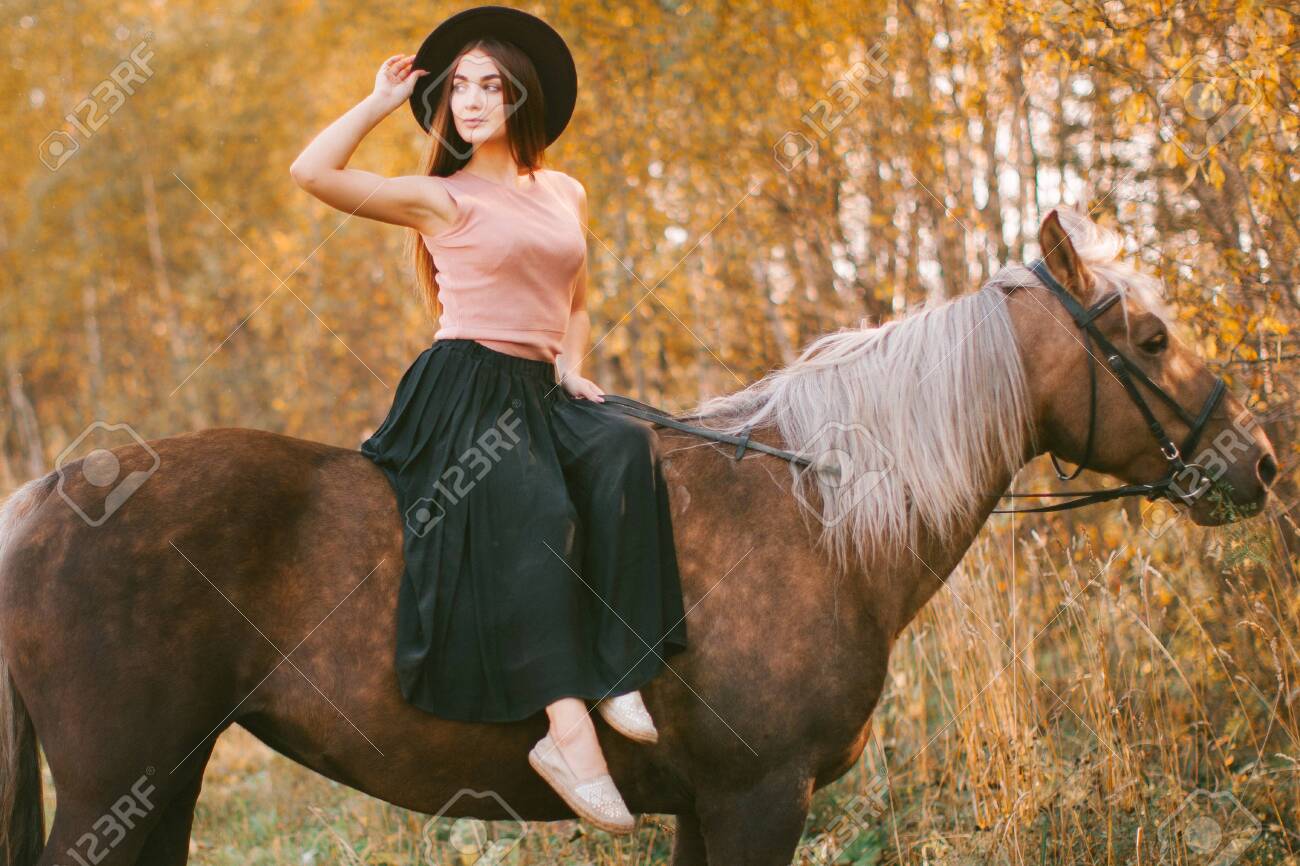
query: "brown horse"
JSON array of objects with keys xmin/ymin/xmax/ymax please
[{"xmin": 0, "ymin": 210, "xmax": 1279, "ymax": 865}]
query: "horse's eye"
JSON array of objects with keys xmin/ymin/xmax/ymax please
[{"xmin": 1139, "ymin": 330, "xmax": 1168, "ymax": 355}]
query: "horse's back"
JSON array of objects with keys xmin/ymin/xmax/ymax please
[{"xmin": 0, "ymin": 428, "xmax": 401, "ymax": 766}]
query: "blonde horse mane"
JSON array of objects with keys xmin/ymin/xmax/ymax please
[{"xmin": 687, "ymin": 208, "xmax": 1158, "ymax": 572}]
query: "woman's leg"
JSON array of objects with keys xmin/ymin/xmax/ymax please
[
  {"xmin": 534, "ymin": 398, "xmax": 687, "ymax": 781},
  {"xmin": 549, "ymin": 398, "xmax": 690, "ymax": 687},
  {"xmin": 545, "ymin": 696, "xmax": 610, "ymax": 779}
]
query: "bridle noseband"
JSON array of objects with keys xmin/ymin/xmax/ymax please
[{"xmin": 993, "ymin": 259, "xmax": 1227, "ymax": 514}]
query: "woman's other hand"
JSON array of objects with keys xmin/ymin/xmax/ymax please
[{"xmin": 560, "ymin": 371, "xmax": 605, "ymax": 402}]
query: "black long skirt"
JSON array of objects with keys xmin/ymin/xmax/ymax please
[{"xmin": 359, "ymin": 338, "xmax": 690, "ymax": 722}]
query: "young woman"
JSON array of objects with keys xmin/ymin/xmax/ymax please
[{"xmin": 289, "ymin": 7, "xmax": 688, "ymax": 834}]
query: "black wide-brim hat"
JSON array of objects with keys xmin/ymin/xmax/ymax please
[{"xmin": 409, "ymin": 5, "xmax": 577, "ymax": 146}]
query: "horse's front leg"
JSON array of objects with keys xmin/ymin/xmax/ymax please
[
  {"xmin": 694, "ymin": 768, "xmax": 813, "ymax": 865},
  {"xmin": 669, "ymin": 811, "xmax": 709, "ymax": 866}
]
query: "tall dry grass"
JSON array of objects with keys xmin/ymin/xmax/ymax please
[{"xmin": 813, "ymin": 500, "xmax": 1300, "ymax": 865}]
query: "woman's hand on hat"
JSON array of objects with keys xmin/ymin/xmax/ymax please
[{"xmin": 371, "ymin": 54, "xmax": 429, "ymax": 112}]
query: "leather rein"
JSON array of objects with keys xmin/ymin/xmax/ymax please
[
  {"xmin": 601, "ymin": 258, "xmax": 1227, "ymax": 515},
  {"xmin": 598, "ymin": 395, "xmax": 815, "ymax": 467}
]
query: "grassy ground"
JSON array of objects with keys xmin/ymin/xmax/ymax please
[{"xmin": 36, "ymin": 503, "xmax": 1300, "ymax": 865}]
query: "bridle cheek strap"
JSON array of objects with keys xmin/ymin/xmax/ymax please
[{"xmin": 994, "ymin": 260, "xmax": 1228, "ymax": 514}]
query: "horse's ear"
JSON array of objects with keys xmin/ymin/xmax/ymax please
[{"xmin": 1038, "ymin": 209, "xmax": 1094, "ymax": 301}]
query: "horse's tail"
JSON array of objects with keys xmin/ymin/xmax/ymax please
[{"xmin": 0, "ymin": 478, "xmax": 49, "ymax": 866}]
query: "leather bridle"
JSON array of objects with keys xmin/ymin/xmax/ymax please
[
  {"xmin": 601, "ymin": 257, "xmax": 1229, "ymax": 516},
  {"xmin": 992, "ymin": 259, "xmax": 1227, "ymax": 513}
]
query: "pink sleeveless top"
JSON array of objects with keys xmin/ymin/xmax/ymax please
[{"xmin": 421, "ymin": 168, "xmax": 587, "ymax": 361}]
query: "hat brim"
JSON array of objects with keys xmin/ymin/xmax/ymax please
[{"xmin": 409, "ymin": 5, "xmax": 577, "ymax": 147}]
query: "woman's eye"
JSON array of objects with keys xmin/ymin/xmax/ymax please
[{"xmin": 1139, "ymin": 331, "xmax": 1168, "ymax": 354}]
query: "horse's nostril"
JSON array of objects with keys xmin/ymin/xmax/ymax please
[{"xmin": 1257, "ymin": 453, "xmax": 1278, "ymax": 488}]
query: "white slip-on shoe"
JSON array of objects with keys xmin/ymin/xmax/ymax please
[
  {"xmin": 528, "ymin": 733, "xmax": 636, "ymax": 834},
  {"xmin": 595, "ymin": 690, "xmax": 659, "ymax": 744}
]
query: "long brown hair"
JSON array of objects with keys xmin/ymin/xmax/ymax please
[{"xmin": 411, "ymin": 38, "xmax": 550, "ymax": 322}]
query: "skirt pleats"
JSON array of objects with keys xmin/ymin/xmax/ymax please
[{"xmin": 360, "ymin": 338, "xmax": 689, "ymax": 722}]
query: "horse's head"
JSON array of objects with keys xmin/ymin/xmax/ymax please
[{"xmin": 1007, "ymin": 208, "xmax": 1278, "ymax": 525}]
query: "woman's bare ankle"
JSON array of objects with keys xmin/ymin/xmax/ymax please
[{"xmin": 545, "ymin": 698, "xmax": 609, "ymax": 781}]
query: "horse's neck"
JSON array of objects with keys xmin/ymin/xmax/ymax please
[{"xmin": 854, "ymin": 449, "xmax": 1031, "ymax": 641}]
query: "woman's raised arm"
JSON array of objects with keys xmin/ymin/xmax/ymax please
[{"xmin": 290, "ymin": 54, "xmax": 453, "ymax": 236}]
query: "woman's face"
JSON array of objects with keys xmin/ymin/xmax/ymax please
[{"xmin": 450, "ymin": 49, "xmax": 512, "ymax": 146}]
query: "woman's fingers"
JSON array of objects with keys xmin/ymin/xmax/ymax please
[
  {"xmin": 557, "ymin": 373, "xmax": 605, "ymax": 402},
  {"xmin": 381, "ymin": 54, "xmax": 415, "ymax": 76},
  {"xmin": 396, "ymin": 58, "xmax": 422, "ymax": 81}
]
